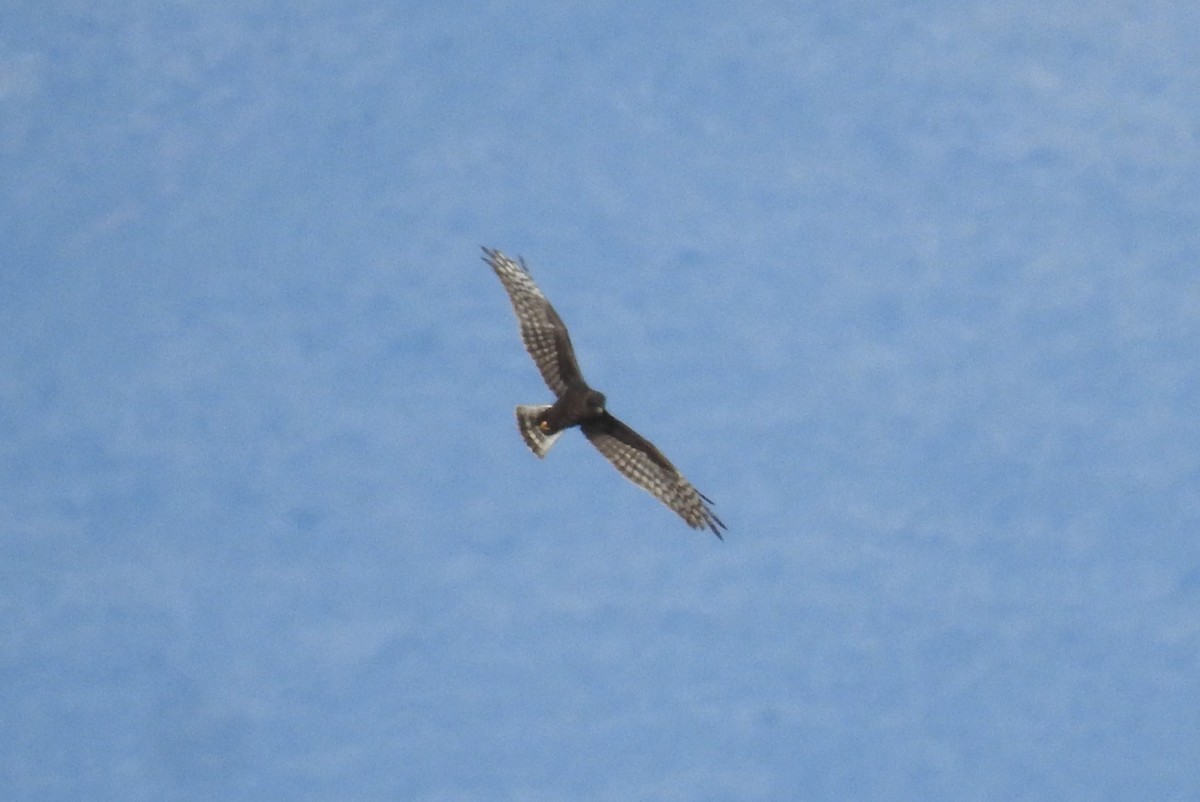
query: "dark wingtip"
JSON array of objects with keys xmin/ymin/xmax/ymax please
[
  {"xmin": 702, "ymin": 505, "xmax": 726, "ymax": 540},
  {"xmin": 480, "ymin": 246, "xmax": 530, "ymax": 274},
  {"xmin": 695, "ymin": 491, "xmax": 725, "ymax": 538},
  {"xmin": 709, "ymin": 516, "xmax": 727, "ymax": 539}
]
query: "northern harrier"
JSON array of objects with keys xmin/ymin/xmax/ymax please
[{"xmin": 482, "ymin": 247, "xmax": 726, "ymax": 538}]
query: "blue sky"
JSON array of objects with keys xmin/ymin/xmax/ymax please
[{"xmin": 3, "ymin": 2, "xmax": 1199, "ymax": 800}]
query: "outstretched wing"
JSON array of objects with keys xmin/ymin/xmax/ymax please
[
  {"xmin": 482, "ymin": 247, "xmax": 584, "ymax": 398},
  {"xmin": 582, "ymin": 413, "xmax": 726, "ymax": 538}
]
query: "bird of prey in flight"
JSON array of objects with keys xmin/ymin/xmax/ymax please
[{"xmin": 482, "ymin": 247, "xmax": 725, "ymax": 538}]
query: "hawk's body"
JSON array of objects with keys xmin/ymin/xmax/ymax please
[{"xmin": 482, "ymin": 247, "xmax": 725, "ymax": 538}]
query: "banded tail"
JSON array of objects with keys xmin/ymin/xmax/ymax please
[{"xmin": 516, "ymin": 405, "xmax": 563, "ymax": 458}]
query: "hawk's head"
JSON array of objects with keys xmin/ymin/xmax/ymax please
[{"xmin": 586, "ymin": 390, "xmax": 607, "ymax": 415}]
